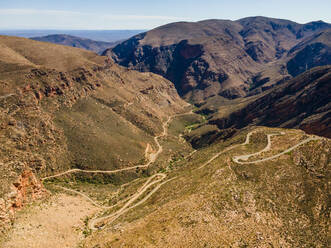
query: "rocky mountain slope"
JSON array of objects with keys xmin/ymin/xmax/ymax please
[
  {"xmin": 0, "ymin": 35, "xmax": 330, "ymax": 248},
  {"xmin": 81, "ymin": 127, "xmax": 330, "ymax": 247},
  {"xmin": 106, "ymin": 17, "xmax": 331, "ymax": 102},
  {"xmin": 0, "ymin": 35, "xmax": 186, "ymax": 226},
  {"xmin": 31, "ymin": 34, "xmax": 118, "ymax": 54},
  {"xmin": 209, "ymin": 66, "xmax": 331, "ymax": 138},
  {"xmin": 286, "ymin": 29, "xmax": 331, "ymax": 77}
]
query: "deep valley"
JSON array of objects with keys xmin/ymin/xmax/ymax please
[{"xmin": 0, "ymin": 15, "xmax": 330, "ymax": 248}]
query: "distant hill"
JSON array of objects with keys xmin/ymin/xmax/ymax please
[
  {"xmin": 31, "ymin": 34, "xmax": 117, "ymax": 54},
  {"xmin": 107, "ymin": 17, "xmax": 331, "ymax": 102},
  {"xmin": 0, "ymin": 29, "xmax": 145, "ymax": 42}
]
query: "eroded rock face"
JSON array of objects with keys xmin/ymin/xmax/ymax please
[
  {"xmin": 287, "ymin": 32, "xmax": 331, "ymax": 77},
  {"xmin": 108, "ymin": 17, "xmax": 331, "ymax": 102},
  {"xmin": 109, "ymin": 39, "xmax": 213, "ymax": 97},
  {"xmin": 210, "ymin": 66, "xmax": 331, "ymax": 138},
  {"xmin": 0, "ymin": 167, "xmax": 47, "ymax": 228},
  {"xmin": 10, "ymin": 168, "xmax": 47, "ymax": 210}
]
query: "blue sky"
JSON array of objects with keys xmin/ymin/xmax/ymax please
[{"xmin": 0, "ymin": 0, "xmax": 330, "ymax": 29}]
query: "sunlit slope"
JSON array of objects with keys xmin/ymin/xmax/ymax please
[
  {"xmin": 0, "ymin": 36, "xmax": 186, "ymax": 224},
  {"xmin": 82, "ymin": 127, "xmax": 330, "ymax": 247}
]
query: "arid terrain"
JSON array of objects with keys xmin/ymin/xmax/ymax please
[
  {"xmin": 0, "ymin": 16, "xmax": 330, "ymax": 248},
  {"xmin": 107, "ymin": 17, "xmax": 330, "ymax": 102},
  {"xmin": 0, "ymin": 35, "xmax": 186, "ymax": 228}
]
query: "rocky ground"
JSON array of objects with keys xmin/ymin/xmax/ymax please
[{"xmin": 0, "ymin": 33, "xmax": 330, "ymax": 247}]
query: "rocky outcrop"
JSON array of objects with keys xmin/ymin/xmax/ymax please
[
  {"xmin": 0, "ymin": 167, "xmax": 47, "ymax": 229},
  {"xmin": 9, "ymin": 168, "xmax": 47, "ymax": 210}
]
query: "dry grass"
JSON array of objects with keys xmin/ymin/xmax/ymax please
[
  {"xmin": 81, "ymin": 127, "xmax": 330, "ymax": 247},
  {"xmin": 1, "ymin": 194, "xmax": 99, "ymax": 248},
  {"xmin": 0, "ymin": 35, "xmax": 104, "ymax": 73},
  {"xmin": 0, "ymin": 35, "xmax": 187, "ymax": 234}
]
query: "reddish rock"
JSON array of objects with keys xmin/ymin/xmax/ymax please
[{"xmin": 10, "ymin": 168, "xmax": 47, "ymax": 212}]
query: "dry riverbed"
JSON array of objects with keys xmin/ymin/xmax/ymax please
[{"xmin": 1, "ymin": 193, "xmax": 99, "ymax": 248}]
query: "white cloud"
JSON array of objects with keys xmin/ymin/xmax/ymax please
[
  {"xmin": 0, "ymin": 8, "xmax": 81, "ymax": 16},
  {"xmin": 0, "ymin": 8, "xmax": 184, "ymax": 21},
  {"xmin": 0, "ymin": 8, "xmax": 193, "ymax": 29}
]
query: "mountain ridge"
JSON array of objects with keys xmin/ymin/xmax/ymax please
[
  {"xmin": 209, "ymin": 65, "xmax": 331, "ymax": 138},
  {"xmin": 0, "ymin": 20, "xmax": 330, "ymax": 247},
  {"xmin": 106, "ymin": 16, "xmax": 331, "ymax": 102},
  {"xmin": 31, "ymin": 34, "xmax": 118, "ymax": 54},
  {"xmin": 0, "ymin": 35, "xmax": 187, "ymax": 227}
]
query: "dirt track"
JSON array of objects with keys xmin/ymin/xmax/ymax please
[
  {"xmin": 199, "ymin": 129, "xmax": 321, "ymax": 169},
  {"xmin": 42, "ymin": 110, "xmax": 194, "ymax": 230},
  {"xmin": 41, "ymin": 114, "xmax": 323, "ymax": 231},
  {"xmin": 197, "ymin": 129, "xmax": 258, "ymax": 169},
  {"xmin": 233, "ymin": 132, "xmax": 322, "ymax": 164},
  {"xmin": 0, "ymin": 93, "xmax": 15, "ymax": 99},
  {"xmin": 42, "ymin": 111, "xmax": 193, "ymax": 181},
  {"xmin": 88, "ymin": 173, "xmax": 174, "ymax": 230}
]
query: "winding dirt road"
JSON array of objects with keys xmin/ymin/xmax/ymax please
[
  {"xmin": 88, "ymin": 173, "xmax": 176, "ymax": 230},
  {"xmin": 197, "ymin": 129, "xmax": 260, "ymax": 169},
  {"xmin": 85, "ymin": 128, "xmax": 321, "ymax": 229},
  {"xmin": 198, "ymin": 129, "xmax": 322, "ymax": 169},
  {"xmin": 53, "ymin": 185, "xmax": 128, "ymax": 210},
  {"xmin": 233, "ymin": 132, "xmax": 322, "ymax": 164},
  {"xmin": 232, "ymin": 132, "xmax": 285, "ymax": 163},
  {"xmin": 42, "ymin": 110, "xmax": 194, "ymax": 230},
  {"xmin": 42, "ymin": 116, "xmax": 323, "ymax": 231},
  {"xmin": 42, "ymin": 111, "xmax": 193, "ymax": 181}
]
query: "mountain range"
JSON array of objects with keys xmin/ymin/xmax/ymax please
[
  {"xmin": 0, "ymin": 29, "xmax": 144, "ymax": 42},
  {"xmin": 0, "ymin": 16, "xmax": 330, "ymax": 248},
  {"xmin": 31, "ymin": 34, "xmax": 119, "ymax": 54},
  {"xmin": 107, "ymin": 17, "xmax": 331, "ymax": 103}
]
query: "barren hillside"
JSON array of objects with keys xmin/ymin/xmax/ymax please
[
  {"xmin": 107, "ymin": 17, "xmax": 330, "ymax": 102},
  {"xmin": 0, "ymin": 35, "xmax": 186, "ymax": 228}
]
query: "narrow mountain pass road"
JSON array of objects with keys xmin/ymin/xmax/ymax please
[
  {"xmin": 86, "ymin": 127, "xmax": 324, "ymax": 231},
  {"xmin": 232, "ymin": 132, "xmax": 322, "ymax": 164},
  {"xmin": 41, "ymin": 111, "xmax": 325, "ymax": 233},
  {"xmin": 198, "ymin": 129, "xmax": 323, "ymax": 170},
  {"xmin": 88, "ymin": 173, "xmax": 171, "ymax": 230},
  {"xmin": 42, "ymin": 110, "xmax": 194, "ymax": 181},
  {"xmin": 41, "ymin": 109, "xmax": 195, "ymax": 231},
  {"xmin": 232, "ymin": 132, "xmax": 285, "ymax": 163},
  {"xmin": 197, "ymin": 129, "xmax": 261, "ymax": 170}
]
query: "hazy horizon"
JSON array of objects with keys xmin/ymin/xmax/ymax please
[
  {"xmin": 0, "ymin": 16, "xmax": 330, "ymax": 32},
  {"xmin": 0, "ymin": 29, "xmax": 145, "ymax": 42},
  {"xmin": 0, "ymin": 0, "xmax": 330, "ymax": 30}
]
